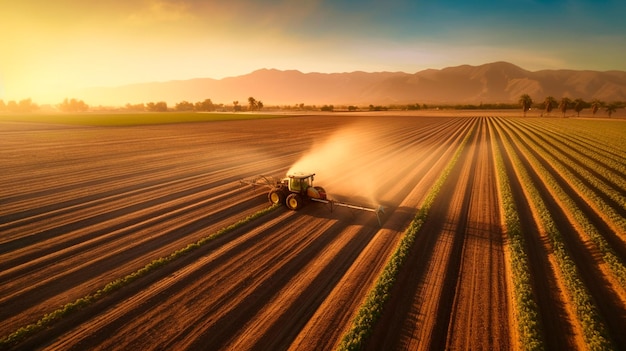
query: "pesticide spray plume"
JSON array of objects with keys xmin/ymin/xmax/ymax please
[{"xmin": 287, "ymin": 122, "xmax": 398, "ymax": 207}]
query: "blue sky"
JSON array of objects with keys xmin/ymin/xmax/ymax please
[{"xmin": 1, "ymin": 0, "xmax": 625, "ymax": 104}]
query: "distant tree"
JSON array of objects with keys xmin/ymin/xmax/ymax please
[
  {"xmin": 605, "ymin": 103, "xmax": 618, "ymax": 117},
  {"xmin": 519, "ymin": 94, "xmax": 533, "ymax": 117},
  {"xmin": 369, "ymin": 104, "xmax": 387, "ymax": 111},
  {"xmin": 146, "ymin": 101, "xmax": 167, "ymax": 112},
  {"xmin": 0, "ymin": 99, "xmax": 5, "ymax": 111},
  {"xmin": 321, "ymin": 104, "xmax": 334, "ymax": 112},
  {"xmin": 257, "ymin": 100, "xmax": 263, "ymax": 110},
  {"xmin": 195, "ymin": 98, "xmax": 215, "ymax": 112},
  {"xmin": 406, "ymin": 103, "xmax": 421, "ymax": 110},
  {"xmin": 573, "ymin": 98, "xmax": 585, "ymax": 117},
  {"xmin": 248, "ymin": 97, "xmax": 257, "ymax": 111},
  {"xmin": 18, "ymin": 98, "xmax": 38, "ymax": 113},
  {"xmin": 559, "ymin": 97, "xmax": 571, "ymax": 117},
  {"xmin": 232, "ymin": 100, "xmax": 240, "ymax": 112},
  {"xmin": 544, "ymin": 96, "xmax": 556, "ymax": 116},
  {"xmin": 59, "ymin": 98, "xmax": 87, "ymax": 112},
  {"xmin": 590, "ymin": 99, "xmax": 603, "ymax": 116},
  {"xmin": 155, "ymin": 101, "xmax": 167, "ymax": 112},
  {"xmin": 348, "ymin": 105, "xmax": 358, "ymax": 111},
  {"xmin": 175, "ymin": 100, "xmax": 194, "ymax": 111}
]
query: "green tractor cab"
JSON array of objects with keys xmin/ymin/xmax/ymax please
[{"xmin": 269, "ymin": 172, "xmax": 327, "ymax": 210}]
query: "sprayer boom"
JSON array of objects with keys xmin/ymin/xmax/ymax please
[
  {"xmin": 240, "ymin": 175, "xmax": 279, "ymax": 189},
  {"xmin": 240, "ymin": 173, "xmax": 385, "ymax": 226},
  {"xmin": 311, "ymin": 198, "xmax": 385, "ymax": 226}
]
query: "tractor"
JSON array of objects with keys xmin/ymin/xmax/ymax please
[
  {"xmin": 241, "ymin": 172, "xmax": 384, "ymax": 225},
  {"xmin": 268, "ymin": 172, "xmax": 327, "ymax": 210}
]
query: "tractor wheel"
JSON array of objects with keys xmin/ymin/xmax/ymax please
[
  {"xmin": 286, "ymin": 193, "xmax": 303, "ymax": 210},
  {"xmin": 268, "ymin": 189, "xmax": 285, "ymax": 205}
]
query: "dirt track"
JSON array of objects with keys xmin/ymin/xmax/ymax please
[{"xmin": 1, "ymin": 114, "xmax": 625, "ymax": 350}]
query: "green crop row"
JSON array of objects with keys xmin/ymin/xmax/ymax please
[
  {"xmin": 495, "ymin": 118, "xmax": 613, "ymax": 350},
  {"xmin": 502, "ymin": 118, "xmax": 626, "ymax": 287},
  {"xmin": 533, "ymin": 120, "xmax": 626, "ymax": 181},
  {"xmin": 540, "ymin": 119, "xmax": 626, "ymax": 160},
  {"xmin": 336, "ymin": 122, "xmax": 474, "ymax": 351},
  {"xmin": 0, "ymin": 204, "xmax": 280, "ymax": 349},
  {"xmin": 521, "ymin": 119, "xmax": 626, "ymax": 203},
  {"xmin": 489, "ymin": 119, "xmax": 544, "ymax": 351}
]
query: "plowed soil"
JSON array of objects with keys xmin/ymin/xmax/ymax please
[{"xmin": 1, "ymin": 114, "xmax": 624, "ymax": 350}]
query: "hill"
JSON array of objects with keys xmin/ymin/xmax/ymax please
[{"xmin": 81, "ymin": 61, "xmax": 626, "ymax": 106}]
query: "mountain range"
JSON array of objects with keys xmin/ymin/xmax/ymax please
[{"xmin": 81, "ymin": 61, "xmax": 626, "ymax": 107}]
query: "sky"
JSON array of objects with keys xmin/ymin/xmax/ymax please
[{"xmin": 1, "ymin": 0, "xmax": 625, "ymax": 104}]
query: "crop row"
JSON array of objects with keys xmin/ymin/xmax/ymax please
[
  {"xmin": 0, "ymin": 204, "xmax": 280, "ymax": 348},
  {"xmin": 535, "ymin": 120, "xmax": 626, "ymax": 180},
  {"xmin": 538, "ymin": 119, "xmax": 626, "ymax": 161},
  {"xmin": 488, "ymin": 120, "xmax": 544, "ymax": 351},
  {"xmin": 3, "ymin": 116, "xmax": 623, "ymax": 350},
  {"xmin": 537, "ymin": 121, "xmax": 626, "ymax": 197},
  {"xmin": 493, "ymin": 117, "xmax": 613, "ymax": 350},
  {"xmin": 517, "ymin": 120, "xmax": 626, "ymax": 230},
  {"xmin": 336, "ymin": 120, "xmax": 474, "ymax": 351},
  {"xmin": 337, "ymin": 116, "xmax": 623, "ymax": 350},
  {"xmin": 500, "ymin": 118, "xmax": 626, "ymax": 288}
]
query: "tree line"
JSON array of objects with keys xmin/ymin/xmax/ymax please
[
  {"xmin": 2, "ymin": 95, "xmax": 624, "ymax": 116},
  {"xmin": 519, "ymin": 94, "xmax": 624, "ymax": 117},
  {"xmin": 0, "ymin": 98, "xmax": 39, "ymax": 113},
  {"xmin": 118, "ymin": 96, "xmax": 266, "ymax": 112},
  {"xmin": 0, "ymin": 98, "xmax": 89, "ymax": 113},
  {"xmin": 0, "ymin": 97, "xmax": 264, "ymax": 113}
]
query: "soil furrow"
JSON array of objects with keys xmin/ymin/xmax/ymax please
[
  {"xmin": 499, "ymin": 118, "xmax": 624, "ymax": 347},
  {"xmin": 364, "ymin": 117, "xmax": 480, "ymax": 350},
  {"xmin": 3, "ymin": 115, "xmax": 624, "ymax": 351}
]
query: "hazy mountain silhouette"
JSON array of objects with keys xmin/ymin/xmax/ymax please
[{"xmin": 82, "ymin": 61, "xmax": 626, "ymax": 106}]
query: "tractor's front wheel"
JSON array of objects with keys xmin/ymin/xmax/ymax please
[
  {"xmin": 268, "ymin": 189, "xmax": 285, "ymax": 205},
  {"xmin": 285, "ymin": 193, "xmax": 303, "ymax": 210}
]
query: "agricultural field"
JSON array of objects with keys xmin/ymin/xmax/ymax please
[{"xmin": 0, "ymin": 113, "xmax": 625, "ymax": 350}]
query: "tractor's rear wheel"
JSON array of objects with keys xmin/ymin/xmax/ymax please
[
  {"xmin": 286, "ymin": 193, "xmax": 303, "ymax": 210},
  {"xmin": 268, "ymin": 189, "xmax": 285, "ymax": 205}
]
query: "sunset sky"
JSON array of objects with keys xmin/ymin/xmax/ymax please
[{"xmin": 2, "ymin": 0, "xmax": 625, "ymax": 104}]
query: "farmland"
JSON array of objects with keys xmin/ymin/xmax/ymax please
[{"xmin": 1, "ymin": 113, "xmax": 625, "ymax": 350}]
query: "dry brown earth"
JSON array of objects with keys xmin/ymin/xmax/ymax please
[{"xmin": 1, "ymin": 114, "xmax": 624, "ymax": 350}]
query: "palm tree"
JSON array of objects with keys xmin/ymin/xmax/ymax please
[
  {"xmin": 544, "ymin": 96, "xmax": 556, "ymax": 116},
  {"xmin": 573, "ymin": 98, "xmax": 585, "ymax": 117},
  {"xmin": 519, "ymin": 94, "xmax": 533, "ymax": 117},
  {"xmin": 605, "ymin": 103, "xmax": 617, "ymax": 117},
  {"xmin": 559, "ymin": 97, "xmax": 571, "ymax": 117},
  {"xmin": 591, "ymin": 99, "xmax": 603, "ymax": 116}
]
